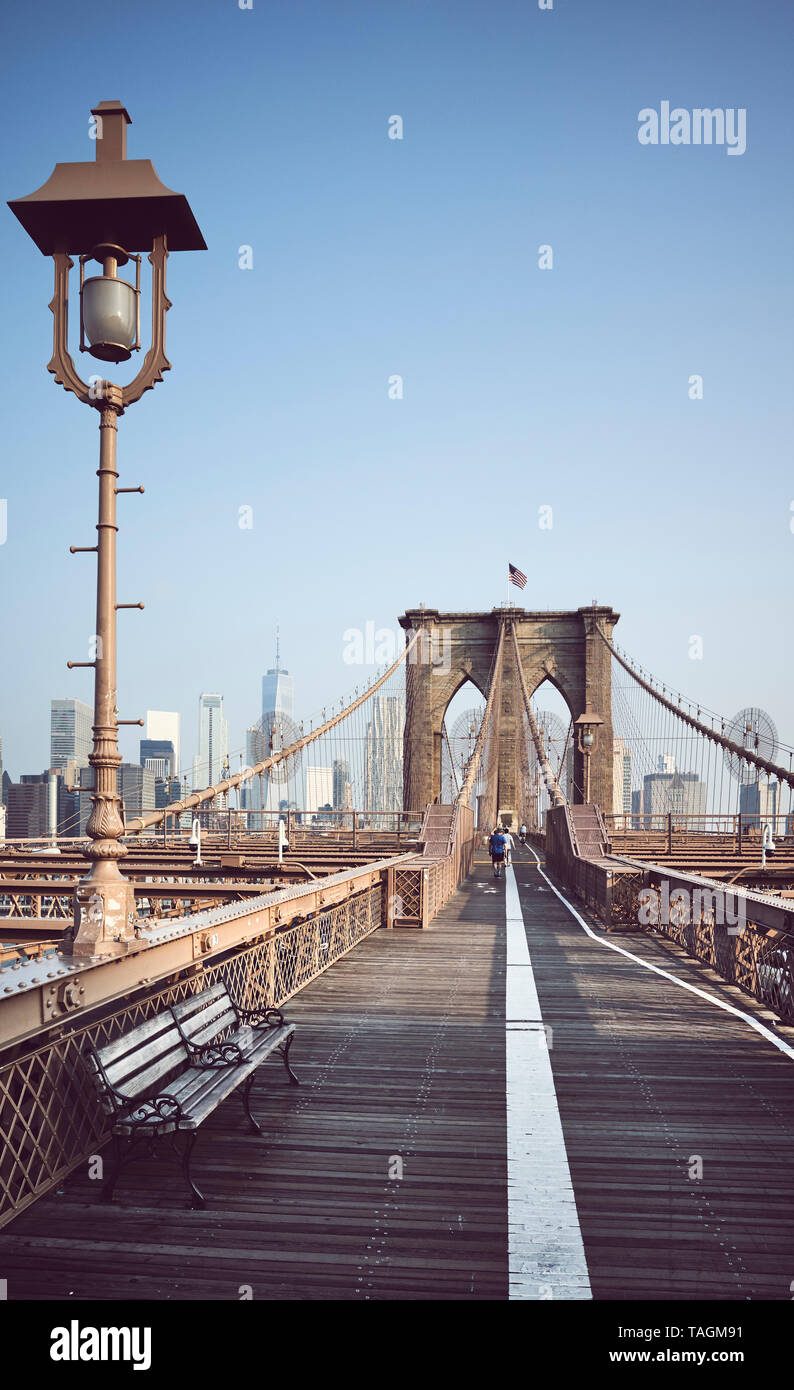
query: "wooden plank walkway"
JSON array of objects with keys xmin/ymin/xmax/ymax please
[{"xmin": 1, "ymin": 846, "xmax": 793, "ymax": 1300}]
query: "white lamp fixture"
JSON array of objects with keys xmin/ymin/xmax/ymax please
[{"xmin": 79, "ymin": 242, "xmax": 140, "ymax": 362}]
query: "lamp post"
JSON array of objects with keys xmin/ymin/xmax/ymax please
[
  {"xmin": 9, "ymin": 101, "xmax": 205, "ymax": 958},
  {"xmin": 574, "ymin": 710, "xmax": 604, "ymax": 804}
]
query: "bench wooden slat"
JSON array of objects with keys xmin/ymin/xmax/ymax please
[
  {"xmin": 107, "ymin": 1041, "xmax": 188, "ymax": 1099},
  {"xmin": 95, "ymin": 1011, "xmax": 179, "ymax": 1068},
  {"xmin": 182, "ymin": 1010, "xmax": 238, "ymax": 1048},
  {"xmin": 171, "ymin": 985, "xmax": 229, "ymax": 1029}
]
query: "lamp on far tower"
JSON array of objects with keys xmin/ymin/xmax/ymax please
[{"xmin": 574, "ymin": 710, "xmax": 604, "ymax": 804}]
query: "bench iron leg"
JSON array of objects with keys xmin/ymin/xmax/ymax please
[
  {"xmin": 242, "ymin": 1073, "xmax": 263, "ymax": 1135},
  {"xmin": 181, "ymin": 1131, "xmax": 205, "ymax": 1210},
  {"xmin": 102, "ymin": 1134, "xmax": 124, "ymax": 1203},
  {"xmin": 280, "ymin": 1033, "xmax": 300, "ymax": 1085}
]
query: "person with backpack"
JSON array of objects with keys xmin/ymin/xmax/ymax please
[{"xmin": 488, "ymin": 826, "xmax": 506, "ymax": 878}]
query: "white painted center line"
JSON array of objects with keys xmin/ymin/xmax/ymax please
[{"xmin": 504, "ymin": 862, "xmax": 592, "ymax": 1301}]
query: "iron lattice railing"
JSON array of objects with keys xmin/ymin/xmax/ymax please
[
  {"xmin": 0, "ymin": 885, "xmax": 381, "ymax": 1230},
  {"xmin": 652, "ymin": 907, "xmax": 794, "ymax": 1021}
]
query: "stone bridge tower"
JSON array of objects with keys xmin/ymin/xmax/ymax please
[{"xmin": 398, "ymin": 605, "xmax": 619, "ymax": 820}]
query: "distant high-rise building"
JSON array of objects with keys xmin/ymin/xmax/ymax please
[
  {"xmin": 140, "ymin": 738, "xmax": 176, "ymax": 779},
  {"xmin": 118, "ymin": 763, "xmax": 156, "ymax": 815},
  {"xmin": 7, "ymin": 775, "xmax": 49, "ymax": 838},
  {"xmin": 154, "ymin": 776, "xmax": 182, "ymax": 811},
  {"xmin": 145, "ymin": 711, "xmax": 181, "ymax": 777},
  {"xmin": 333, "ymin": 759, "xmax": 353, "ymax": 813},
  {"xmin": 612, "ymin": 738, "xmax": 632, "ymax": 822},
  {"xmin": 6, "ymin": 771, "xmax": 73, "ymax": 839},
  {"xmin": 245, "ymin": 632, "xmax": 300, "ymax": 815},
  {"xmin": 50, "ymin": 698, "xmax": 92, "ymax": 772},
  {"xmin": 565, "ymin": 744, "xmax": 575, "ymax": 800},
  {"xmin": 364, "ymin": 695, "xmax": 404, "ymax": 823},
  {"xmin": 261, "ymin": 626, "xmax": 294, "ymax": 724},
  {"xmin": 305, "ymin": 765, "xmax": 334, "ymax": 815},
  {"xmin": 740, "ymin": 777, "xmax": 778, "ymax": 829},
  {"xmin": 195, "ymin": 694, "xmax": 228, "ymax": 789},
  {"xmin": 643, "ymin": 767, "xmax": 707, "ymax": 829}
]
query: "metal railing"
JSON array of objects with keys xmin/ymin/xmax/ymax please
[
  {"xmin": 606, "ymin": 812, "xmax": 794, "ymax": 851},
  {"xmin": 545, "ymin": 805, "xmax": 794, "ymax": 1022}
]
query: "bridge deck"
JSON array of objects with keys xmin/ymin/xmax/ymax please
[{"xmin": 1, "ymin": 849, "xmax": 793, "ymax": 1300}]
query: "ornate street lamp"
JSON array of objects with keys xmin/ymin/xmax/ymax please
[
  {"xmin": 8, "ymin": 101, "xmax": 205, "ymax": 958},
  {"xmin": 574, "ymin": 710, "xmax": 604, "ymax": 804}
]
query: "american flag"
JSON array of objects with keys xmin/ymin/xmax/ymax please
[{"xmin": 508, "ymin": 563, "xmax": 527, "ymax": 590}]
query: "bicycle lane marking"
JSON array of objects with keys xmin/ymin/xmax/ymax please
[{"xmin": 504, "ymin": 861, "xmax": 592, "ymax": 1300}]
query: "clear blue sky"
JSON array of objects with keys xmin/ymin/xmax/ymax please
[{"xmin": 1, "ymin": 0, "xmax": 792, "ymax": 780}]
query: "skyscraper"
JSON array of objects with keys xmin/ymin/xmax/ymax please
[
  {"xmin": 248, "ymin": 629, "xmax": 299, "ymax": 814},
  {"xmin": 612, "ymin": 737, "xmax": 632, "ymax": 823},
  {"xmin": 364, "ymin": 695, "xmax": 404, "ymax": 824},
  {"xmin": 305, "ymin": 765, "xmax": 334, "ymax": 815},
  {"xmin": 333, "ymin": 759, "xmax": 353, "ymax": 813},
  {"xmin": 195, "ymin": 694, "xmax": 228, "ymax": 789},
  {"xmin": 740, "ymin": 777, "xmax": 778, "ymax": 829},
  {"xmin": 145, "ymin": 711, "xmax": 181, "ymax": 776},
  {"xmin": 140, "ymin": 738, "xmax": 176, "ymax": 779},
  {"xmin": 50, "ymin": 698, "xmax": 92, "ymax": 772},
  {"xmin": 119, "ymin": 763, "xmax": 156, "ymax": 815},
  {"xmin": 642, "ymin": 763, "xmax": 707, "ymax": 829},
  {"xmin": 261, "ymin": 628, "xmax": 294, "ymax": 723}
]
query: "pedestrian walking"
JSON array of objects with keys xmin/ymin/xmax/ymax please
[{"xmin": 488, "ymin": 826, "xmax": 506, "ymax": 878}]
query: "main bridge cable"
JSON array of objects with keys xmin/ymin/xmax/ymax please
[
  {"xmin": 596, "ymin": 624, "xmax": 794, "ymax": 792},
  {"xmin": 511, "ymin": 625, "xmax": 566, "ymax": 808},
  {"xmin": 125, "ymin": 629, "xmax": 423, "ymax": 834}
]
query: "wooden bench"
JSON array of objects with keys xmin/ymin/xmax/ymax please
[{"xmin": 85, "ymin": 982, "xmax": 299, "ymax": 1209}]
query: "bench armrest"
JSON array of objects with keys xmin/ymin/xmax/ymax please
[
  {"xmin": 85, "ymin": 1045, "xmax": 184, "ymax": 1125},
  {"xmin": 236, "ymin": 1005, "xmax": 286, "ymax": 1029},
  {"xmin": 111, "ymin": 1088, "xmax": 184, "ymax": 1131},
  {"xmin": 188, "ymin": 1039, "xmax": 246, "ymax": 1069}
]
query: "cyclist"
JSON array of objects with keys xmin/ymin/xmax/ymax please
[{"xmin": 519, "ymin": 823, "xmax": 527, "ymax": 846}]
